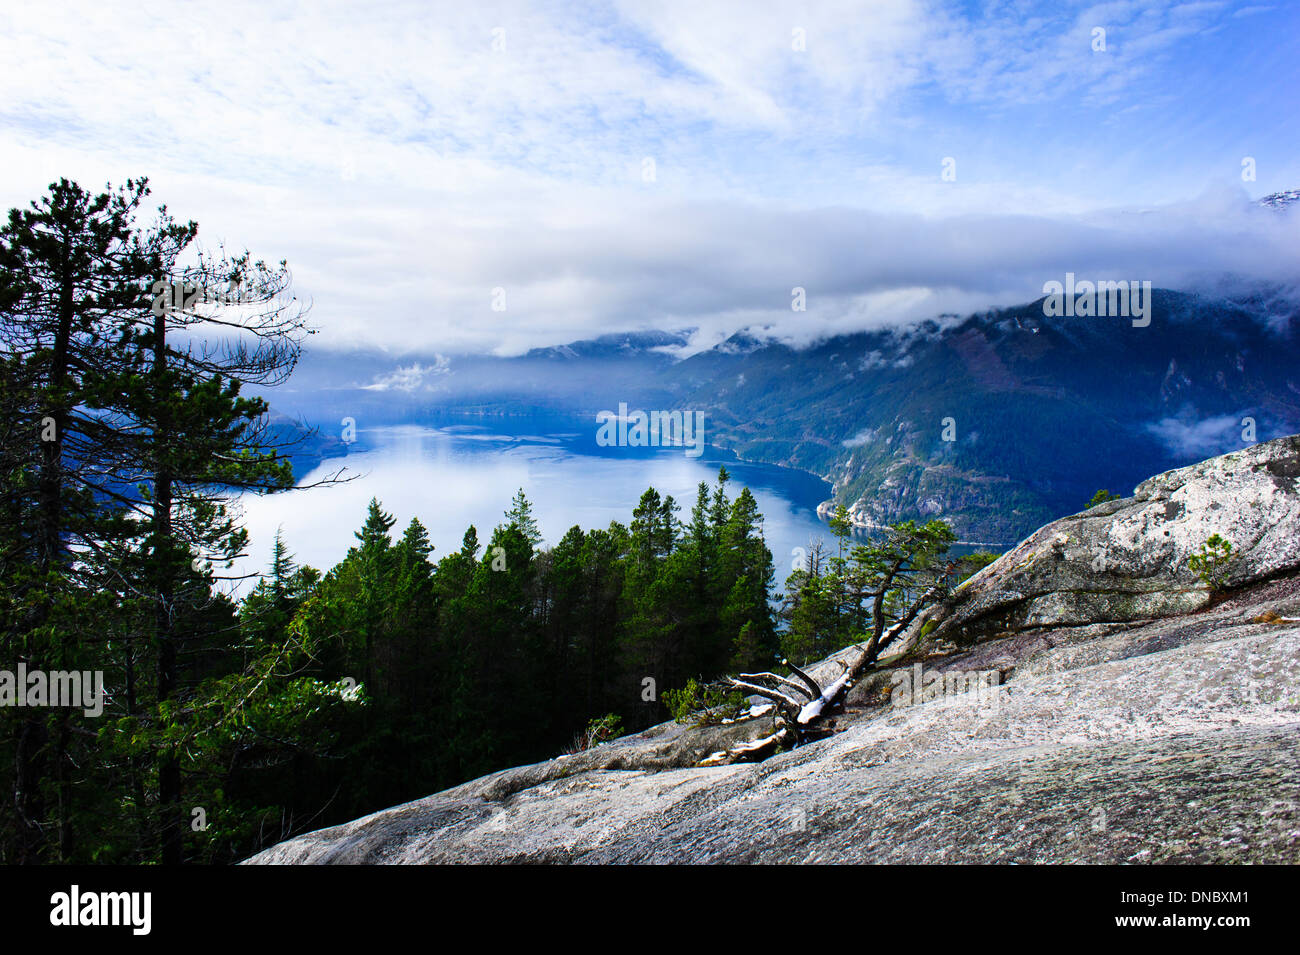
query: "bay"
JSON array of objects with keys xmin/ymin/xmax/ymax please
[
  {"xmin": 232, "ymin": 411, "xmax": 1002, "ymax": 594},
  {"xmin": 233, "ymin": 412, "xmax": 837, "ymax": 591}
]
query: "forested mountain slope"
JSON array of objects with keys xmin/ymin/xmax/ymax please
[{"xmin": 658, "ymin": 288, "xmax": 1300, "ymax": 542}]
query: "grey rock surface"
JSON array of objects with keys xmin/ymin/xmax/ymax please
[
  {"xmin": 246, "ymin": 583, "xmax": 1300, "ymax": 864},
  {"xmin": 907, "ymin": 434, "xmax": 1300, "ymax": 648}
]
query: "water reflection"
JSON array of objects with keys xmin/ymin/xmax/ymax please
[{"xmin": 234, "ymin": 421, "xmax": 839, "ymax": 591}]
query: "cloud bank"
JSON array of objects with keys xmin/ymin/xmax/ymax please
[{"xmin": 1, "ymin": 1, "xmax": 1296, "ymax": 355}]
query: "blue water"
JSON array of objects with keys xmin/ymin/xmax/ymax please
[
  {"xmin": 233, "ymin": 411, "xmax": 1000, "ymax": 593},
  {"xmin": 235, "ymin": 412, "xmax": 837, "ymax": 590}
]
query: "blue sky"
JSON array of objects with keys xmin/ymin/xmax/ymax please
[{"xmin": 1, "ymin": 0, "xmax": 1296, "ymax": 357}]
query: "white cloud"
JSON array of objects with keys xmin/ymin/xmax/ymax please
[
  {"xmin": 361, "ymin": 357, "xmax": 450, "ymax": 392},
  {"xmin": 1146, "ymin": 412, "xmax": 1248, "ymax": 457},
  {"xmin": 0, "ymin": 0, "xmax": 1293, "ymax": 356}
]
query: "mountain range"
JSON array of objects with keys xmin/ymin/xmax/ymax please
[
  {"xmin": 654, "ymin": 286, "xmax": 1300, "ymax": 542},
  {"xmin": 264, "ymin": 193, "xmax": 1299, "ymax": 544},
  {"xmin": 269, "ymin": 282, "xmax": 1299, "ymax": 544}
]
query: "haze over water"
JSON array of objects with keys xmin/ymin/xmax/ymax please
[{"xmin": 232, "ymin": 416, "xmax": 838, "ymax": 591}]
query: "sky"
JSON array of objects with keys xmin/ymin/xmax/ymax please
[{"xmin": 1, "ymin": 0, "xmax": 1297, "ymax": 358}]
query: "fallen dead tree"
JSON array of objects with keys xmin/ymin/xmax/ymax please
[
  {"xmin": 697, "ymin": 518, "xmax": 971, "ymax": 766},
  {"xmin": 697, "ymin": 629, "xmax": 904, "ymax": 766},
  {"xmin": 698, "ymin": 646, "xmax": 875, "ymax": 765}
]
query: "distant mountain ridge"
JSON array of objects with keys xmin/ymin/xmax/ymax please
[
  {"xmin": 522, "ymin": 329, "xmax": 691, "ymax": 362},
  {"xmin": 257, "ymin": 329, "xmax": 688, "ymax": 424},
  {"xmin": 1259, "ymin": 189, "xmax": 1300, "ymax": 210},
  {"xmin": 654, "ymin": 287, "xmax": 1300, "ymax": 542},
  {"xmin": 264, "ymin": 282, "xmax": 1300, "ymax": 544}
]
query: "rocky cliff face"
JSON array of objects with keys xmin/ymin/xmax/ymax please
[
  {"xmin": 246, "ymin": 438, "xmax": 1300, "ymax": 865},
  {"xmin": 906, "ymin": 433, "xmax": 1300, "ymax": 649}
]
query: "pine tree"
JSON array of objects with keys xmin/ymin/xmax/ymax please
[
  {"xmin": 350, "ymin": 499, "xmax": 396, "ymax": 692},
  {"xmin": 238, "ymin": 530, "xmax": 307, "ymax": 657},
  {"xmin": 114, "ymin": 245, "xmax": 303, "ymax": 865},
  {"xmin": 709, "ymin": 466, "xmax": 731, "ymax": 531},
  {"xmin": 460, "ymin": 525, "xmax": 480, "ymax": 559},
  {"xmin": 355, "ymin": 498, "xmax": 396, "ymax": 552},
  {"xmin": 827, "ymin": 504, "xmax": 854, "ymax": 645},
  {"xmin": 1, "ymin": 176, "xmax": 317, "ymax": 863},
  {"xmin": 505, "ymin": 488, "xmax": 541, "ymax": 547},
  {"xmin": 718, "ymin": 488, "xmax": 777, "ymax": 672},
  {"xmin": 779, "ymin": 540, "xmax": 836, "ymax": 663},
  {"xmin": 269, "ymin": 528, "xmax": 298, "ymax": 596},
  {"xmin": 0, "ymin": 178, "xmax": 182, "ymax": 860},
  {"xmin": 399, "ymin": 517, "xmax": 433, "ymax": 565}
]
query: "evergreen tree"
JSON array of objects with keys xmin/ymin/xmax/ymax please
[
  {"xmin": 718, "ymin": 488, "xmax": 777, "ymax": 672},
  {"xmin": 506, "ymin": 488, "xmax": 541, "ymax": 547},
  {"xmin": 779, "ymin": 540, "xmax": 837, "ymax": 663},
  {"xmin": 355, "ymin": 498, "xmax": 397, "ymax": 554},
  {"xmin": 0, "ymin": 178, "xmax": 180, "ymax": 861},
  {"xmin": 399, "ymin": 517, "xmax": 433, "ymax": 565},
  {"xmin": 0, "ymin": 177, "xmax": 325, "ymax": 864},
  {"xmin": 459, "ymin": 525, "xmax": 480, "ymax": 559}
]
